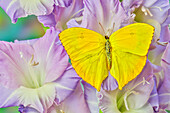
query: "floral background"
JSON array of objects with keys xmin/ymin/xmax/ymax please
[{"xmin": 0, "ymin": 0, "xmax": 170, "ymax": 113}]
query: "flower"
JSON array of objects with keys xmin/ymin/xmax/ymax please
[
  {"xmin": 17, "ymin": 80, "xmax": 99, "ymax": 113},
  {"xmin": 0, "ymin": 0, "xmax": 55, "ymax": 23},
  {"xmin": 0, "ymin": 27, "xmax": 80, "ymax": 112},
  {"xmin": 149, "ymin": 42, "xmax": 170, "ymax": 112},
  {"xmin": 38, "ymin": 0, "xmax": 84, "ymax": 31},
  {"xmin": 81, "ymin": 0, "xmax": 127, "ymax": 36},
  {"xmin": 98, "ymin": 61, "xmax": 154, "ymax": 113}
]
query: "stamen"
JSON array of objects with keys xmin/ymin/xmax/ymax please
[
  {"xmin": 31, "ymin": 61, "xmax": 39, "ymax": 66},
  {"xmin": 156, "ymin": 39, "xmax": 168, "ymax": 46},
  {"xmin": 141, "ymin": 6, "xmax": 147, "ymax": 15},
  {"xmin": 150, "ymin": 6, "xmax": 163, "ymax": 11},
  {"xmin": 29, "ymin": 55, "xmax": 39, "ymax": 66},
  {"xmin": 141, "ymin": 6, "xmax": 153, "ymax": 16},
  {"xmin": 124, "ymin": 90, "xmax": 139, "ymax": 111},
  {"xmin": 60, "ymin": 110, "xmax": 64, "ymax": 113},
  {"xmin": 19, "ymin": 52, "xmax": 23, "ymax": 58},
  {"xmin": 29, "ymin": 55, "xmax": 34, "ymax": 63},
  {"xmin": 146, "ymin": 8, "xmax": 153, "ymax": 17},
  {"xmin": 124, "ymin": 93, "xmax": 129, "ymax": 111},
  {"xmin": 68, "ymin": 8, "xmax": 84, "ymax": 21}
]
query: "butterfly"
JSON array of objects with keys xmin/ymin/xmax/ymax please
[{"xmin": 59, "ymin": 23, "xmax": 154, "ymax": 91}]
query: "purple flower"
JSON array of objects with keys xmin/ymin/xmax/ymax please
[
  {"xmin": 98, "ymin": 61, "xmax": 154, "ymax": 113},
  {"xmin": 0, "ymin": 28, "xmax": 80, "ymax": 112},
  {"xmin": 16, "ymin": 80, "xmax": 99, "ymax": 113},
  {"xmin": 38, "ymin": 0, "xmax": 84, "ymax": 31},
  {"xmin": 80, "ymin": 0, "xmax": 127, "ymax": 36},
  {"xmin": 0, "ymin": 0, "xmax": 55, "ymax": 23}
]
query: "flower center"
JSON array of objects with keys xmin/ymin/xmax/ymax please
[
  {"xmin": 19, "ymin": 52, "xmax": 43, "ymax": 89},
  {"xmin": 117, "ymin": 77, "xmax": 150, "ymax": 112}
]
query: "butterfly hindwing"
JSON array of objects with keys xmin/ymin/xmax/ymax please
[
  {"xmin": 59, "ymin": 28, "xmax": 108, "ymax": 91},
  {"xmin": 109, "ymin": 23, "xmax": 154, "ymax": 90}
]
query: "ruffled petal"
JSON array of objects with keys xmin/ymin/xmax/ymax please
[
  {"xmin": 18, "ymin": 105, "xmax": 40, "ymax": 113},
  {"xmin": 38, "ymin": 14, "xmax": 56, "ymax": 27},
  {"xmin": 149, "ymin": 76, "xmax": 159, "ymax": 112},
  {"xmin": 20, "ymin": 0, "xmax": 54, "ymax": 16},
  {"xmin": 122, "ymin": 0, "xmax": 143, "ymax": 12},
  {"xmin": 1, "ymin": 83, "xmax": 56, "ymax": 112},
  {"xmin": 0, "ymin": 0, "xmax": 54, "ymax": 23},
  {"xmin": 33, "ymin": 27, "xmax": 69, "ymax": 83},
  {"xmin": 98, "ymin": 61, "xmax": 154, "ymax": 113},
  {"xmin": 48, "ymin": 81, "xmax": 90, "ymax": 113},
  {"xmin": 158, "ymin": 42, "xmax": 170, "ymax": 110},
  {"xmin": 148, "ymin": 25, "xmax": 170, "ymax": 66},
  {"xmin": 124, "ymin": 61, "xmax": 154, "ymax": 110},
  {"xmin": 54, "ymin": 65, "xmax": 81, "ymax": 103},
  {"xmin": 123, "ymin": 103, "xmax": 154, "ymax": 113},
  {"xmin": 38, "ymin": 0, "xmax": 84, "ymax": 30},
  {"xmin": 55, "ymin": 0, "xmax": 73, "ymax": 7},
  {"xmin": 0, "ymin": 85, "xmax": 15, "ymax": 107},
  {"xmin": 0, "ymin": 0, "xmax": 27, "ymax": 23},
  {"xmin": 81, "ymin": 0, "xmax": 127, "ymax": 36},
  {"xmin": 82, "ymin": 81, "xmax": 99, "ymax": 113},
  {"xmin": 0, "ymin": 41, "xmax": 34, "ymax": 88},
  {"xmin": 102, "ymin": 73, "xmax": 118, "ymax": 91}
]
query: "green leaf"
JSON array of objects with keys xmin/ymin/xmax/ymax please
[
  {"xmin": 99, "ymin": 109, "xmax": 103, "ymax": 113},
  {"xmin": 165, "ymin": 109, "xmax": 170, "ymax": 113},
  {"xmin": 0, "ymin": 106, "xmax": 19, "ymax": 113},
  {"xmin": 42, "ymin": 24, "xmax": 50, "ymax": 32}
]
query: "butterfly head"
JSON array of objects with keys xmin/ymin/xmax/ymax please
[{"xmin": 105, "ymin": 36, "xmax": 109, "ymax": 39}]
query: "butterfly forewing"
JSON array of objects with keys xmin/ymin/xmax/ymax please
[{"xmin": 59, "ymin": 28, "xmax": 108, "ymax": 91}]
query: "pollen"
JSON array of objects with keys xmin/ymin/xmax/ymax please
[{"xmin": 29, "ymin": 55, "xmax": 39, "ymax": 66}]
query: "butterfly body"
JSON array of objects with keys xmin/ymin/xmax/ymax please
[
  {"xmin": 105, "ymin": 39, "xmax": 112, "ymax": 70},
  {"xmin": 59, "ymin": 23, "xmax": 154, "ymax": 91}
]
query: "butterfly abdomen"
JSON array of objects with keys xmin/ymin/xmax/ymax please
[{"xmin": 105, "ymin": 39, "xmax": 112, "ymax": 70}]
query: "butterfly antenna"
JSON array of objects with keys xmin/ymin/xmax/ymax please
[
  {"xmin": 110, "ymin": 22, "xmax": 115, "ymax": 34},
  {"xmin": 99, "ymin": 22, "xmax": 106, "ymax": 36}
]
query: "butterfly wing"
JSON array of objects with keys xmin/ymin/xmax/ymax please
[
  {"xmin": 109, "ymin": 23, "xmax": 154, "ymax": 90},
  {"xmin": 59, "ymin": 28, "xmax": 108, "ymax": 91}
]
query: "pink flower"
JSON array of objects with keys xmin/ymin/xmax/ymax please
[{"xmin": 0, "ymin": 28, "xmax": 80, "ymax": 112}]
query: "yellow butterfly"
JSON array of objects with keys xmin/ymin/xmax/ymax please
[{"xmin": 59, "ymin": 23, "xmax": 154, "ymax": 91}]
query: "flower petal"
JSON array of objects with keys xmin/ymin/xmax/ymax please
[
  {"xmin": 18, "ymin": 104, "xmax": 40, "ymax": 113},
  {"xmin": 98, "ymin": 61, "xmax": 154, "ymax": 113},
  {"xmin": 0, "ymin": 41, "xmax": 34, "ymax": 88},
  {"xmin": 55, "ymin": 0, "xmax": 73, "ymax": 7},
  {"xmin": 124, "ymin": 61, "xmax": 154, "ymax": 110},
  {"xmin": 81, "ymin": 0, "xmax": 127, "ymax": 36},
  {"xmin": 123, "ymin": 103, "xmax": 153, "ymax": 113},
  {"xmin": 149, "ymin": 76, "xmax": 159, "ymax": 112},
  {"xmin": 148, "ymin": 25, "xmax": 170, "ymax": 66},
  {"xmin": 1, "ymin": 83, "xmax": 56, "ymax": 112},
  {"xmin": 0, "ymin": 85, "xmax": 15, "ymax": 107},
  {"xmin": 38, "ymin": 14, "xmax": 56, "ymax": 27},
  {"xmin": 54, "ymin": 65, "xmax": 81, "ymax": 103},
  {"xmin": 33, "ymin": 27, "xmax": 69, "ymax": 83},
  {"xmin": 49, "ymin": 81, "xmax": 90, "ymax": 113},
  {"xmin": 38, "ymin": 0, "xmax": 84, "ymax": 30},
  {"xmin": 82, "ymin": 81, "xmax": 99, "ymax": 113},
  {"xmin": 102, "ymin": 72, "xmax": 118, "ymax": 91},
  {"xmin": 158, "ymin": 42, "xmax": 170, "ymax": 110},
  {"xmin": 0, "ymin": 0, "xmax": 54, "ymax": 23},
  {"xmin": 0, "ymin": 0, "xmax": 27, "ymax": 23},
  {"xmin": 20, "ymin": 0, "xmax": 54, "ymax": 15}
]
